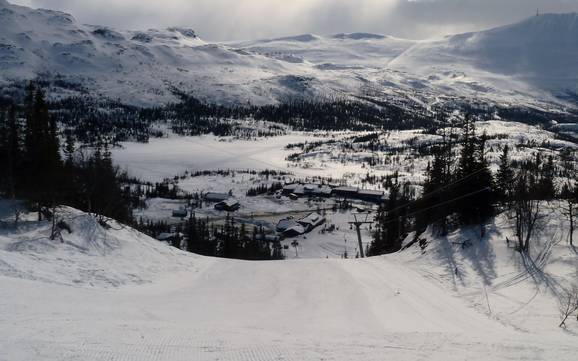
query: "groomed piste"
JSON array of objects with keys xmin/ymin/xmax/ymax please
[{"xmin": 1, "ymin": 204, "xmax": 576, "ymax": 361}]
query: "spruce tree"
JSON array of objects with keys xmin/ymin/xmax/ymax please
[
  {"xmin": 21, "ymin": 86, "xmax": 62, "ymax": 217},
  {"xmin": 416, "ymin": 139, "xmax": 452, "ymax": 232},
  {"xmin": 370, "ymin": 179, "xmax": 411, "ymax": 255},
  {"xmin": 0, "ymin": 109, "xmax": 7, "ymax": 196},
  {"xmin": 455, "ymin": 116, "xmax": 493, "ymax": 224},
  {"xmin": 496, "ymin": 145, "xmax": 514, "ymax": 201},
  {"xmin": 537, "ymin": 155, "xmax": 556, "ymax": 200},
  {"xmin": 5, "ymin": 107, "xmax": 20, "ymax": 199},
  {"xmin": 63, "ymin": 129, "xmax": 75, "ymax": 166},
  {"xmin": 457, "ymin": 115, "xmax": 477, "ymax": 179}
]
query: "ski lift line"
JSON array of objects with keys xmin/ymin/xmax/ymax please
[
  {"xmin": 378, "ymin": 187, "xmax": 491, "ymax": 227},
  {"xmin": 383, "ymin": 167, "xmax": 489, "ymax": 216}
]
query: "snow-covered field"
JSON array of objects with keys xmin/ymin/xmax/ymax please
[
  {"xmin": 1, "ymin": 205, "xmax": 577, "ymax": 360},
  {"xmin": 111, "ymin": 131, "xmax": 405, "ymax": 183},
  {"xmin": 112, "ymin": 121, "xmax": 576, "ymax": 189},
  {"xmin": 112, "ymin": 133, "xmax": 325, "ymax": 182}
]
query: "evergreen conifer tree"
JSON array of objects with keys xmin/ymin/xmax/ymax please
[
  {"xmin": 455, "ymin": 116, "xmax": 493, "ymax": 224},
  {"xmin": 496, "ymin": 145, "xmax": 514, "ymax": 201},
  {"xmin": 537, "ymin": 155, "xmax": 556, "ymax": 200}
]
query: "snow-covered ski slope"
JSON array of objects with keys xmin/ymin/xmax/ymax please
[
  {"xmin": 1, "ymin": 0, "xmax": 578, "ymax": 109},
  {"xmin": 1, "ymin": 205, "xmax": 577, "ymax": 360}
]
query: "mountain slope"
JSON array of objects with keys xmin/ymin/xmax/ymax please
[
  {"xmin": 0, "ymin": 205, "xmax": 577, "ymax": 360},
  {"xmin": 0, "ymin": 0, "xmax": 337, "ymax": 105},
  {"xmin": 229, "ymin": 32, "xmax": 416, "ymax": 68},
  {"xmin": 391, "ymin": 13, "xmax": 578, "ymax": 100},
  {"xmin": 1, "ymin": 0, "xmax": 578, "ymax": 110}
]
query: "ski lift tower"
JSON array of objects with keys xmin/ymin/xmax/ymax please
[{"xmin": 349, "ymin": 212, "xmax": 374, "ymax": 258}]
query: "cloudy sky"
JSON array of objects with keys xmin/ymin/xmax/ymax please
[{"xmin": 10, "ymin": 0, "xmax": 578, "ymax": 41}]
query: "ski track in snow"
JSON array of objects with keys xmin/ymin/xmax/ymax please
[
  {"xmin": 0, "ymin": 204, "xmax": 577, "ymax": 360},
  {"xmin": 1, "ymin": 250, "xmax": 577, "ymax": 360}
]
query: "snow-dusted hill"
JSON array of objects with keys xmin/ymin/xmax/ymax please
[
  {"xmin": 2, "ymin": 0, "xmax": 578, "ymax": 109},
  {"xmin": 390, "ymin": 13, "xmax": 578, "ymax": 103},
  {"xmin": 229, "ymin": 32, "xmax": 416, "ymax": 68},
  {"xmin": 0, "ymin": 0, "xmax": 337, "ymax": 105},
  {"xmin": 0, "ymin": 206, "xmax": 207, "ymax": 287},
  {"xmin": 0, "ymin": 204, "xmax": 577, "ymax": 360}
]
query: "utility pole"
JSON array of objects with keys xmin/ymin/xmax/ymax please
[{"xmin": 349, "ymin": 213, "xmax": 373, "ymax": 258}]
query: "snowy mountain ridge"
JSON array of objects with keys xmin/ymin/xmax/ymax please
[
  {"xmin": 1, "ymin": 0, "xmax": 578, "ymax": 110},
  {"xmin": 391, "ymin": 13, "xmax": 578, "ymax": 100}
]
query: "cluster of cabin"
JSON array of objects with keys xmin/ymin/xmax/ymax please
[
  {"xmin": 170, "ymin": 192, "xmax": 241, "ymax": 218},
  {"xmin": 282, "ymin": 183, "xmax": 385, "ymax": 203},
  {"xmin": 276, "ymin": 212, "xmax": 325, "ymax": 238},
  {"xmin": 204, "ymin": 192, "xmax": 241, "ymax": 212},
  {"xmin": 169, "ymin": 184, "xmax": 384, "ymax": 219}
]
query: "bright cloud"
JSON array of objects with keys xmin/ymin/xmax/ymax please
[{"xmin": 9, "ymin": 0, "xmax": 578, "ymax": 41}]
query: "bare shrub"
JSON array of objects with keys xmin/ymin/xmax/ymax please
[{"xmin": 559, "ymin": 286, "xmax": 578, "ymax": 328}]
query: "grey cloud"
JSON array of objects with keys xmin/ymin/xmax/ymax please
[{"xmin": 9, "ymin": 0, "xmax": 578, "ymax": 41}]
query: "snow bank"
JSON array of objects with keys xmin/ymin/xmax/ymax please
[
  {"xmin": 0, "ymin": 206, "xmax": 205, "ymax": 288},
  {"xmin": 401, "ymin": 203, "xmax": 578, "ymax": 334}
]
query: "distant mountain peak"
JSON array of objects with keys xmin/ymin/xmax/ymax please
[
  {"xmin": 167, "ymin": 27, "xmax": 197, "ymax": 38},
  {"xmin": 489, "ymin": 12, "xmax": 578, "ymax": 36},
  {"xmin": 272, "ymin": 34, "xmax": 320, "ymax": 42},
  {"xmin": 332, "ymin": 33, "xmax": 386, "ymax": 40},
  {"xmin": 391, "ymin": 11, "xmax": 578, "ymax": 99},
  {"xmin": 526, "ymin": 12, "xmax": 578, "ymax": 22}
]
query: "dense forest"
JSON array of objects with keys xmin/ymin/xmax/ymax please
[
  {"xmin": 50, "ymin": 94, "xmax": 437, "ymax": 144},
  {"xmin": 44, "ymin": 89, "xmax": 578, "ymax": 146},
  {"xmin": 0, "ymin": 83, "xmax": 135, "ymax": 224},
  {"xmin": 135, "ymin": 215, "xmax": 284, "ymax": 261}
]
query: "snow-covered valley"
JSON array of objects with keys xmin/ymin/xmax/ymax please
[{"xmin": 1, "ymin": 0, "xmax": 578, "ymax": 359}]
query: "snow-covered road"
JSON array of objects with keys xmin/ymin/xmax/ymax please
[{"xmin": 2, "ymin": 256, "xmax": 577, "ymax": 361}]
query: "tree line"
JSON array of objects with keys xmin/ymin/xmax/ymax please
[
  {"xmin": 47, "ymin": 92, "xmax": 453, "ymax": 145},
  {"xmin": 0, "ymin": 83, "xmax": 134, "ymax": 224},
  {"xmin": 136, "ymin": 214, "xmax": 284, "ymax": 261}
]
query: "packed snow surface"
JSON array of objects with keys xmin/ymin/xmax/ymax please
[{"xmin": 1, "ymin": 205, "xmax": 577, "ymax": 360}]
